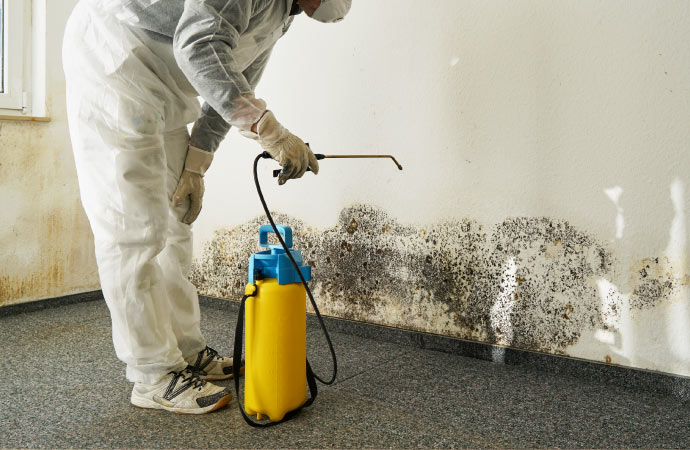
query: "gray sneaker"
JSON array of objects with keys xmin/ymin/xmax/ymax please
[
  {"xmin": 130, "ymin": 367, "xmax": 232, "ymax": 414},
  {"xmin": 186, "ymin": 346, "xmax": 243, "ymax": 381}
]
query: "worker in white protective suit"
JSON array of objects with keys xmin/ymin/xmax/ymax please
[{"xmin": 63, "ymin": 0, "xmax": 351, "ymax": 415}]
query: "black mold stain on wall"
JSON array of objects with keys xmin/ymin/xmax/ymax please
[{"xmin": 191, "ymin": 204, "xmax": 681, "ymax": 355}]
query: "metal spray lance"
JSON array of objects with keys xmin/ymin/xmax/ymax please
[{"xmin": 271, "ymin": 148, "xmax": 404, "ymax": 179}]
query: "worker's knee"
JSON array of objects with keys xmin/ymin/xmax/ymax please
[{"xmin": 97, "ymin": 232, "xmax": 168, "ymax": 262}]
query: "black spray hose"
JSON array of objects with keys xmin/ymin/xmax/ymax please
[{"xmin": 253, "ymin": 152, "xmax": 338, "ymax": 385}]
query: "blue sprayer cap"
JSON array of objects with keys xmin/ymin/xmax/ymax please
[{"xmin": 248, "ymin": 225, "xmax": 312, "ymax": 285}]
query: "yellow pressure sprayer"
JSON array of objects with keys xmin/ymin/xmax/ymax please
[
  {"xmin": 242, "ymin": 225, "xmax": 311, "ymax": 423},
  {"xmin": 232, "ymin": 151, "xmax": 402, "ymax": 427}
]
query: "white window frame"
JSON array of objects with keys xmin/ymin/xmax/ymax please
[{"xmin": 0, "ymin": 0, "xmax": 30, "ymax": 113}]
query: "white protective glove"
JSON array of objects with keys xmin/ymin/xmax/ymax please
[
  {"xmin": 172, "ymin": 145, "xmax": 214, "ymax": 224},
  {"xmin": 242, "ymin": 110, "xmax": 319, "ymax": 185}
]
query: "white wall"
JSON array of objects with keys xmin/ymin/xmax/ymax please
[
  {"xmin": 193, "ymin": 0, "xmax": 690, "ymax": 377},
  {"xmin": 0, "ymin": 0, "xmax": 100, "ymax": 305}
]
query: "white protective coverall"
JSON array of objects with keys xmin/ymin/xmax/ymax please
[{"xmin": 62, "ymin": 0, "xmax": 350, "ymax": 385}]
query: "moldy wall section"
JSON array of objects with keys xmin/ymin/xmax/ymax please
[
  {"xmin": 193, "ymin": 206, "xmax": 689, "ymax": 377},
  {"xmin": 193, "ymin": 0, "xmax": 690, "ymax": 377},
  {"xmin": 0, "ymin": 0, "xmax": 99, "ymax": 306}
]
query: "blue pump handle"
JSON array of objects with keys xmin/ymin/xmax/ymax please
[{"xmin": 259, "ymin": 224, "xmax": 292, "ymax": 248}]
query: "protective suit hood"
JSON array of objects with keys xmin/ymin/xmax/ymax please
[{"xmin": 311, "ymin": 0, "xmax": 351, "ymax": 23}]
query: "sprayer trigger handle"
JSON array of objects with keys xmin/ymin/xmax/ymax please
[
  {"xmin": 259, "ymin": 224, "xmax": 293, "ymax": 248},
  {"xmin": 272, "ymin": 154, "xmax": 324, "ymax": 178},
  {"xmin": 273, "ymin": 167, "xmax": 316, "ymax": 178}
]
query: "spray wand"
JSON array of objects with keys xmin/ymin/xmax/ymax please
[{"xmin": 272, "ymin": 152, "xmax": 404, "ymax": 178}]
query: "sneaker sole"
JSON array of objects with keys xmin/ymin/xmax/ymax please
[{"xmin": 131, "ymin": 392, "xmax": 232, "ymax": 415}]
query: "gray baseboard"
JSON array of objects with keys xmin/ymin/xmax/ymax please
[
  {"xmin": 4, "ymin": 291, "xmax": 689, "ymax": 401},
  {"xmin": 0, "ymin": 290, "xmax": 104, "ymax": 318}
]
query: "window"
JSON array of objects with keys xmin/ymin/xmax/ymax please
[
  {"xmin": 1, "ymin": 0, "xmax": 4, "ymax": 93},
  {"xmin": 0, "ymin": 0, "xmax": 27, "ymax": 112}
]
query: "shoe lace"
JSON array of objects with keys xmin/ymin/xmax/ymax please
[
  {"xmin": 162, "ymin": 367, "xmax": 207, "ymax": 399},
  {"xmin": 172, "ymin": 367, "xmax": 207, "ymax": 392},
  {"xmin": 188, "ymin": 346, "xmax": 221, "ymax": 375},
  {"xmin": 204, "ymin": 346, "xmax": 219, "ymax": 360}
]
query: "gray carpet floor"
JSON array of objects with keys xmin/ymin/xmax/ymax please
[{"xmin": 1, "ymin": 299, "xmax": 689, "ymax": 449}]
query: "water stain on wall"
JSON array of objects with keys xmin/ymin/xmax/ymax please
[
  {"xmin": 0, "ymin": 120, "xmax": 100, "ymax": 306},
  {"xmin": 191, "ymin": 204, "xmax": 681, "ymax": 355},
  {"xmin": 0, "ymin": 207, "xmax": 76, "ymax": 306}
]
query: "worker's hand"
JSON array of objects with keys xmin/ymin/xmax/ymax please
[
  {"xmin": 243, "ymin": 110, "xmax": 319, "ymax": 185},
  {"xmin": 172, "ymin": 145, "xmax": 213, "ymax": 224}
]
